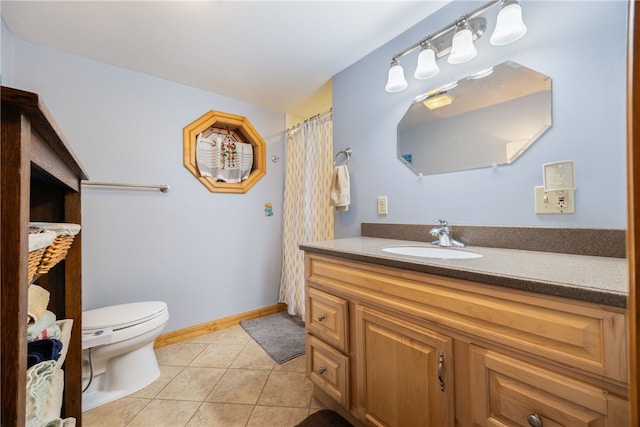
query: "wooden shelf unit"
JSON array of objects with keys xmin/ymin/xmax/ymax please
[{"xmin": 1, "ymin": 86, "xmax": 89, "ymax": 426}]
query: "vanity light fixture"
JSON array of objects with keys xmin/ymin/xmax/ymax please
[
  {"xmin": 448, "ymin": 19, "xmax": 478, "ymax": 64},
  {"xmin": 385, "ymin": 0, "xmax": 528, "ymax": 93},
  {"xmin": 490, "ymin": 0, "xmax": 528, "ymax": 45},
  {"xmin": 414, "ymin": 40, "xmax": 440, "ymax": 80},
  {"xmin": 385, "ymin": 58, "xmax": 408, "ymax": 92}
]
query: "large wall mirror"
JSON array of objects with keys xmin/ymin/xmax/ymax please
[{"xmin": 397, "ymin": 61, "xmax": 552, "ymax": 176}]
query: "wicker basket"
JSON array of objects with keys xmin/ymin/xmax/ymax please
[
  {"xmin": 28, "ymin": 248, "xmax": 46, "ymax": 283},
  {"xmin": 35, "ymin": 234, "xmax": 77, "ymax": 275},
  {"xmin": 29, "ymin": 222, "xmax": 81, "ymax": 278},
  {"xmin": 28, "ymin": 229, "xmax": 57, "ymax": 283}
]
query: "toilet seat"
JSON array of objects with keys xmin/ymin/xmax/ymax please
[{"xmin": 83, "ymin": 301, "xmax": 168, "ymax": 333}]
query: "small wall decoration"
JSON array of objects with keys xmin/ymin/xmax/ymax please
[{"xmin": 264, "ymin": 202, "xmax": 274, "ymax": 217}]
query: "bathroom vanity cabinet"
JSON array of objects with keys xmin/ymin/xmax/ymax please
[
  {"xmin": 304, "ymin": 252, "xmax": 629, "ymax": 427},
  {"xmin": 1, "ymin": 87, "xmax": 88, "ymax": 426}
]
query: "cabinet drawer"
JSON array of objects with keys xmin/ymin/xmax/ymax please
[
  {"xmin": 469, "ymin": 345, "xmax": 627, "ymax": 427},
  {"xmin": 306, "ymin": 334, "xmax": 350, "ymax": 408},
  {"xmin": 306, "ymin": 287, "xmax": 349, "ymax": 353}
]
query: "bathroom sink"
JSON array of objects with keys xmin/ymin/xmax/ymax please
[{"xmin": 382, "ymin": 246, "xmax": 482, "ymax": 259}]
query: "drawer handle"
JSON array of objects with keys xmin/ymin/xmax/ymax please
[
  {"xmin": 437, "ymin": 352, "xmax": 445, "ymax": 392},
  {"xmin": 316, "ymin": 314, "xmax": 326, "ymax": 322},
  {"xmin": 527, "ymin": 414, "xmax": 543, "ymax": 427},
  {"xmin": 318, "ymin": 367, "xmax": 326, "ymax": 375}
]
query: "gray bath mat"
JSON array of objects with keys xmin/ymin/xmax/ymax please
[{"xmin": 240, "ymin": 311, "xmax": 305, "ymax": 364}]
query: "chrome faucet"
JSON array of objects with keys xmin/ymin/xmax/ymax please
[{"xmin": 429, "ymin": 219, "xmax": 466, "ymax": 248}]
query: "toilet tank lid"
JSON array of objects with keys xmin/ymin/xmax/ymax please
[{"xmin": 83, "ymin": 301, "xmax": 168, "ymax": 331}]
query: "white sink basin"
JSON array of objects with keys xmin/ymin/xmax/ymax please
[{"xmin": 382, "ymin": 246, "xmax": 483, "ymax": 259}]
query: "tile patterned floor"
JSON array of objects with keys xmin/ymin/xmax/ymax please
[{"xmin": 83, "ymin": 325, "xmax": 324, "ymax": 426}]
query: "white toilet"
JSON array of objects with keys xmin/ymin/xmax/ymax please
[{"xmin": 81, "ymin": 301, "xmax": 169, "ymax": 411}]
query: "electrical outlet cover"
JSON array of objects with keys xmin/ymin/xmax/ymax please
[{"xmin": 535, "ymin": 186, "xmax": 575, "ymax": 214}]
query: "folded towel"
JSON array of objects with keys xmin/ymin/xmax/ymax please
[
  {"xmin": 27, "ymin": 310, "xmax": 59, "ymax": 342},
  {"xmin": 27, "ymin": 339, "xmax": 63, "ymax": 368},
  {"xmin": 43, "ymin": 418, "xmax": 76, "ymax": 427},
  {"xmin": 55, "ymin": 319, "xmax": 73, "ymax": 369},
  {"xmin": 28, "ymin": 284, "xmax": 50, "ymax": 324},
  {"xmin": 26, "ymin": 360, "xmax": 56, "ymax": 427},
  {"xmin": 30, "ymin": 323, "xmax": 62, "ymax": 343},
  {"xmin": 42, "ymin": 368, "xmax": 64, "ymax": 425},
  {"xmin": 330, "ymin": 165, "xmax": 350, "ymax": 212},
  {"xmin": 26, "ymin": 363, "xmax": 71, "ymax": 427}
]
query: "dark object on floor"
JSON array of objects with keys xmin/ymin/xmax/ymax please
[
  {"xmin": 240, "ymin": 311, "xmax": 305, "ymax": 364},
  {"xmin": 295, "ymin": 409, "xmax": 353, "ymax": 427}
]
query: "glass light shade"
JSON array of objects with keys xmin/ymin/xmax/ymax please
[
  {"xmin": 490, "ymin": 2, "xmax": 527, "ymax": 45},
  {"xmin": 448, "ymin": 27, "xmax": 477, "ymax": 64},
  {"xmin": 414, "ymin": 47, "xmax": 439, "ymax": 80},
  {"xmin": 385, "ymin": 62, "xmax": 408, "ymax": 92}
]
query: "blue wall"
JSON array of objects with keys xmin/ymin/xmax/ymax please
[
  {"xmin": 333, "ymin": 1, "xmax": 628, "ymax": 237},
  {"xmin": 2, "ymin": 25, "xmax": 287, "ymax": 333}
]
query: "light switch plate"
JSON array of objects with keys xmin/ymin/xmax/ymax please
[
  {"xmin": 377, "ymin": 196, "xmax": 388, "ymax": 215},
  {"xmin": 535, "ymin": 186, "xmax": 575, "ymax": 214}
]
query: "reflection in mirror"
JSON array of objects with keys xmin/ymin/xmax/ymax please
[{"xmin": 397, "ymin": 61, "xmax": 551, "ymax": 176}]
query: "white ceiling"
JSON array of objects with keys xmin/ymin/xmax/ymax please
[{"xmin": 1, "ymin": 1, "xmax": 451, "ymax": 115}]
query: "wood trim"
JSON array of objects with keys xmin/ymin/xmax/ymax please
[
  {"xmin": 629, "ymin": 0, "xmax": 639, "ymax": 424},
  {"xmin": 0, "ymin": 106, "xmax": 31, "ymax": 427},
  {"xmin": 63, "ymin": 191, "xmax": 83, "ymax": 419},
  {"xmin": 153, "ymin": 303, "xmax": 287, "ymax": 348}
]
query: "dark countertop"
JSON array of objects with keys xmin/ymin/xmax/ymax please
[{"xmin": 301, "ymin": 237, "xmax": 628, "ymax": 308}]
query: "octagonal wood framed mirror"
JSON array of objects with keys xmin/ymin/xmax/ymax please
[{"xmin": 183, "ymin": 110, "xmax": 266, "ymax": 193}]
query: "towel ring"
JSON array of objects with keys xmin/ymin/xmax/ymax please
[{"xmin": 334, "ymin": 148, "xmax": 352, "ymax": 166}]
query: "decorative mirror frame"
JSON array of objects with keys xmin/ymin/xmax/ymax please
[{"xmin": 183, "ymin": 110, "xmax": 266, "ymax": 193}]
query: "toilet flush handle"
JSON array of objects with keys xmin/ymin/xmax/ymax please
[{"xmin": 82, "ymin": 328, "xmax": 114, "ymax": 350}]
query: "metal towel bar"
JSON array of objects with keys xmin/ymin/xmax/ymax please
[
  {"xmin": 334, "ymin": 148, "xmax": 352, "ymax": 166},
  {"xmin": 82, "ymin": 182, "xmax": 170, "ymax": 193}
]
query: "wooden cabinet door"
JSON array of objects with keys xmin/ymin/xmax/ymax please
[{"xmin": 355, "ymin": 306, "xmax": 454, "ymax": 427}]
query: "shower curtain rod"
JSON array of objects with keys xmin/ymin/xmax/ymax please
[
  {"xmin": 286, "ymin": 107, "xmax": 333, "ymax": 134},
  {"xmin": 82, "ymin": 181, "xmax": 170, "ymax": 193}
]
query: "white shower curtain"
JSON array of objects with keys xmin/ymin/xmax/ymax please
[{"xmin": 279, "ymin": 111, "xmax": 334, "ymax": 318}]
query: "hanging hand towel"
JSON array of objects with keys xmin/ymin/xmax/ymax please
[
  {"xmin": 195, "ymin": 132, "xmax": 220, "ymax": 178},
  {"xmin": 330, "ymin": 165, "xmax": 350, "ymax": 212}
]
